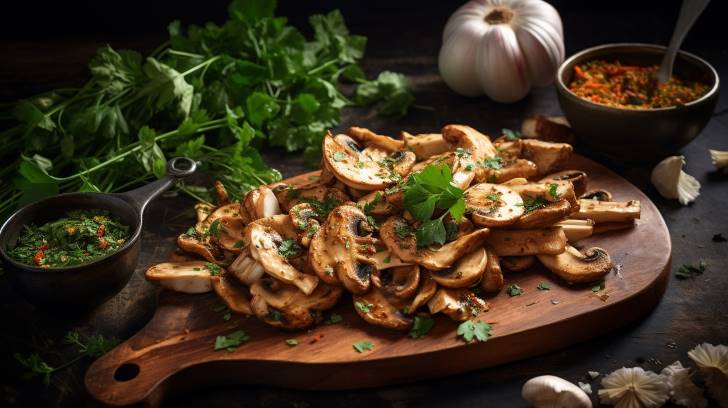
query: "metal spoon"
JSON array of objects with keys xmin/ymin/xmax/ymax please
[{"xmin": 656, "ymin": 0, "xmax": 711, "ymax": 84}]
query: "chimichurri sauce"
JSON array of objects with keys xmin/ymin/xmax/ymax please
[{"xmin": 8, "ymin": 210, "xmax": 130, "ymax": 268}]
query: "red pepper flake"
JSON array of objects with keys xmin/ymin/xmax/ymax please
[
  {"xmin": 33, "ymin": 251, "xmax": 44, "ymax": 265},
  {"xmin": 309, "ymin": 333, "xmax": 324, "ymax": 344},
  {"xmin": 98, "ymin": 239, "xmax": 109, "ymax": 250},
  {"xmin": 38, "ymin": 243, "xmax": 48, "ymax": 251},
  {"xmin": 96, "ymin": 224, "xmax": 106, "ymax": 237}
]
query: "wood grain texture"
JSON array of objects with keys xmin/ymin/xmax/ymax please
[{"xmin": 84, "ymin": 154, "xmax": 671, "ymax": 407}]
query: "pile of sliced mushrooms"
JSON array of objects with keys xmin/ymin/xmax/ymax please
[{"xmin": 146, "ymin": 116, "xmax": 642, "ymax": 332}]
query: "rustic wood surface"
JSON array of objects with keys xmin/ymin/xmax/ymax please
[
  {"xmin": 84, "ymin": 155, "xmax": 671, "ymax": 406},
  {"xmin": 1, "ymin": 1, "xmax": 727, "ymax": 407}
]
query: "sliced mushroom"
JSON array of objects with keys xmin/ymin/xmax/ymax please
[
  {"xmin": 356, "ymin": 191, "xmax": 395, "ymax": 216},
  {"xmin": 145, "ymin": 261, "xmax": 215, "ymax": 294},
  {"xmin": 465, "ymin": 183, "xmax": 524, "ymax": 227},
  {"xmin": 177, "ymin": 233, "xmax": 228, "ymax": 264},
  {"xmin": 521, "ymin": 115, "xmax": 575, "ymax": 144},
  {"xmin": 379, "ymin": 216, "xmax": 490, "ymax": 270},
  {"xmin": 196, "ymin": 203, "xmax": 241, "ymax": 236},
  {"xmin": 511, "ymin": 199, "xmax": 575, "ymax": 229},
  {"xmin": 410, "ymin": 152, "xmax": 455, "ymax": 174},
  {"xmin": 211, "ymin": 272, "xmax": 253, "ymax": 315},
  {"xmin": 227, "ymin": 254, "xmax": 265, "ymax": 285},
  {"xmin": 427, "ymin": 287, "xmax": 490, "ymax": 321},
  {"xmin": 537, "ymin": 245, "xmax": 613, "ymax": 283},
  {"xmin": 492, "ymin": 139, "xmax": 523, "ymax": 161},
  {"xmin": 353, "ymin": 287, "xmax": 412, "ymax": 330},
  {"xmin": 372, "ymin": 264, "xmax": 420, "ymax": 299},
  {"xmin": 480, "ymin": 246, "xmax": 504, "ymax": 293},
  {"xmin": 216, "ymin": 216, "xmax": 246, "ymax": 253},
  {"xmin": 214, "ymin": 180, "xmax": 230, "ymax": 204},
  {"xmin": 539, "ymin": 170, "xmax": 588, "ymax": 197},
  {"xmin": 322, "ymin": 132, "xmax": 416, "ymax": 191},
  {"xmin": 289, "ymin": 202, "xmax": 320, "ymax": 247},
  {"xmin": 431, "ymin": 247, "xmax": 487, "ymax": 288},
  {"xmin": 348, "ymin": 126, "xmax": 405, "ymax": 151},
  {"xmin": 308, "ymin": 205, "xmax": 378, "ymax": 294},
  {"xmin": 442, "ymin": 124, "xmax": 497, "ymax": 188},
  {"xmin": 403, "ymin": 131, "xmax": 450, "ymax": 160},
  {"xmin": 592, "ymin": 221, "xmax": 635, "ymax": 235},
  {"xmin": 250, "ymin": 277, "xmax": 343, "ymax": 330},
  {"xmin": 555, "ymin": 219, "xmax": 594, "ymax": 242},
  {"xmin": 240, "ymin": 186, "xmax": 281, "ymax": 224},
  {"xmin": 273, "ymin": 183, "xmax": 350, "ymax": 214},
  {"xmin": 407, "ymin": 270, "xmax": 438, "ymax": 313},
  {"xmin": 521, "ymin": 139, "xmax": 573, "ymax": 175},
  {"xmin": 508, "ymin": 181, "xmax": 578, "ymax": 207},
  {"xmin": 371, "ymin": 250, "xmax": 413, "ymax": 270},
  {"xmin": 481, "ymin": 158, "xmax": 539, "ymax": 184},
  {"xmin": 572, "ymin": 199, "xmax": 641, "ymax": 223},
  {"xmin": 580, "ymin": 189, "xmax": 613, "ymax": 202},
  {"xmin": 195, "ymin": 202, "xmax": 214, "ymax": 223},
  {"xmin": 501, "ymin": 256, "xmax": 536, "ymax": 272},
  {"xmin": 486, "ymin": 228, "xmax": 567, "ymax": 256},
  {"xmin": 246, "ymin": 215, "xmax": 319, "ymax": 295}
]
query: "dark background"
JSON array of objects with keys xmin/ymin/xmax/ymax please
[{"xmin": 1, "ymin": 1, "xmax": 727, "ymax": 407}]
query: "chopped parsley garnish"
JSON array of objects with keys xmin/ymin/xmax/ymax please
[
  {"xmin": 355, "ymin": 301, "xmax": 374, "ymax": 313},
  {"xmin": 591, "ymin": 280, "xmax": 606, "ymax": 292},
  {"xmin": 518, "ymin": 196, "xmax": 547, "ymax": 214},
  {"xmin": 286, "ymin": 186, "xmax": 301, "ymax": 199},
  {"xmin": 205, "ymin": 262, "xmax": 222, "ymax": 276},
  {"xmin": 408, "ymin": 316, "xmax": 435, "ymax": 339},
  {"xmin": 270, "ymin": 310, "xmax": 283, "ymax": 321},
  {"xmin": 324, "ymin": 312, "xmax": 343, "ymax": 325},
  {"xmin": 536, "ymin": 282, "xmax": 552, "ymax": 291},
  {"xmin": 214, "ymin": 330, "xmax": 250, "ymax": 352},
  {"xmin": 361, "ymin": 192, "xmax": 383, "ymax": 214},
  {"xmin": 383, "ymin": 253, "xmax": 392, "ymax": 263},
  {"xmin": 486, "ymin": 192, "xmax": 501, "ymax": 201},
  {"xmin": 353, "ymin": 341, "xmax": 374, "ymax": 353},
  {"xmin": 502, "ymin": 128, "xmax": 521, "ymax": 141},
  {"xmin": 285, "ymin": 339, "xmax": 299, "ymax": 347},
  {"xmin": 331, "ymin": 152, "xmax": 347, "ymax": 162},
  {"xmin": 233, "ymin": 240, "xmax": 244, "ymax": 249},
  {"xmin": 506, "ymin": 283, "xmax": 524, "ymax": 297},
  {"xmin": 394, "ymin": 219, "xmax": 413, "ymax": 239},
  {"xmin": 481, "ymin": 156, "xmax": 503, "ymax": 170},
  {"xmin": 208, "ymin": 219, "xmax": 222, "ymax": 238},
  {"xmin": 455, "ymin": 147, "xmax": 471, "ymax": 158},
  {"xmin": 300, "ymin": 196, "xmax": 341, "ymax": 219},
  {"xmin": 548, "ymin": 183, "xmax": 559, "ymax": 199},
  {"xmin": 675, "ymin": 261, "xmax": 707, "ymax": 279},
  {"xmin": 278, "ymin": 239, "xmax": 302, "ymax": 258},
  {"xmin": 456, "ymin": 320, "xmax": 492, "ymax": 343}
]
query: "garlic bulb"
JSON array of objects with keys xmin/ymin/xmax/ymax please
[
  {"xmin": 688, "ymin": 343, "xmax": 728, "ymax": 407},
  {"xmin": 661, "ymin": 361, "xmax": 707, "ymax": 408},
  {"xmin": 709, "ymin": 149, "xmax": 728, "ymax": 172},
  {"xmin": 439, "ymin": 0, "xmax": 564, "ymax": 102},
  {"xmin": 598, "ymin": 367, "xmax": 670, "ymax": 408},
  {"xmin": 650, "ymin": 156, "xmax": 700, "ymax": 205},
  {"xmin": 522, "ymin": 375, "xmax": 593, "ymax": 408}
]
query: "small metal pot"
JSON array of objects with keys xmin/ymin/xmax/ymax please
[
  {"xmin": 0, "ymin": 157, "xmax": 196, "ymax": 307},
  {"xmin": 555, "ymin": 43, "xmax": 719, "ymax": 163}
]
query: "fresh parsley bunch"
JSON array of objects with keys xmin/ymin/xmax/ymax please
[{"xmin": 0, "ymin": 0, "xmax": 414, "ymax": 218}]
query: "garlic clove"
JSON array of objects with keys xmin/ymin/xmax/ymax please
[
  {"xmin": 661, "ymin": 361, "xmax": 707, "ymax": 408},
  {"xmin": 650, "ymin": 155, "xmax": 701, "ymax": 205},
  {"xmin": 598, "ymin": 367, "xmax": 670, "ymax": 408},
  {"xmin": 477, "ymin": 25, "xmax": 531, "ymax": 103},
  {"xmin": 709, "ymin": 149, "xmax": 728, "ymax": 172},
  {"xmin": 688, "ymin": 343, "xmax": 728, "ymax": 407},
  {"xmin": 522, "ymin": 375, "xmax": 593, "ymax": 408},
  {"xmin": 439, "ymin": 20, "xmax": 488, "ymax": 97},
  {"xmin": 578, "ymin": 381, "xmax": 593, "ymax": 395}
]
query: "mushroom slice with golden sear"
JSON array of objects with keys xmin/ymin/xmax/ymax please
[
  {"xmin": 177, "ymin": 233, "xmax": 227, "ymax": 264},
  {"xmin": 481, "ymin": 158, "xmax": 539, "ymax": 184},
  {"xmin": 227, "ymin": 254, "xmax": 265, "ymax": 285},
  {"xmin": 403, "ymin": 131, "xmax": 450, "ymax": 160},
  {"xmin": 521, "ymin": 139, "xmax": 573, "ymax": 176},
  {"xmin": 289, "ymin": 202, "xmax": 320, "ymax": 247},
  {"xmin": 572, "ymin": 199, "xmax": 641, "ymax": 224},
  {"xmin": 407, "ymin": 271, "xmax": 438, "ymax": 313},
  {"xmin": 353, "ymin": 287, "xmax": 412, "ymax": 331},
  {"xmin": 537, "ymin": 245, "xmax": 613, "ymax": 284},
  {"xmin": 539, "ymin": 170, "xmax": 588, "ymax": 197},
  {"xmin": 273, "ymin": 183, "xmax": 349, "ymax": 214},
  {"xmin": 370, "ymin": 250, "xmax": 413, "ymax": 270},
  {"xmin": 486, "ymin": 228, "xmax": 567, "ymax": 257},
  {"xmin": 145, "ymin": 261, "xmax": 216, "ymax": 294},
  {"xmin": 250, "ymin": 277, "xmax": 343, "ymax": 330},
  {"xmin": 195, "ymin": 202, "xmax": 214, "ymax": 223},
  {"xmin": 580, "ymin": 189, "xmax": 613, "ymax": 202},
  {"xmin": 480, "ymin": 246, "xmax": 504, "ymax": 293},
  {"xmin": 431, "ymin": 247, "xmax": 487, "ymax": 288},
  {"xmin": 348, "ymin": 127, "xmax": 405, "ymax": 151},
  {"xmin": 501, "ymin": 255, "xmax": 536, "ymax": 272},
  {"xmin": 465, "ymin": 183, "xmax": 524, "ymax": 227},
  {"xmin": 356, "ymin": 191, "xmax": 395, "ymax": 216},
  {"xmin": 216, "ymin": 216, "xmax": 246, "ymax": 253},
  {"xmin": 308, "ymin": 205, "xmax": 379, "ymax": 294},
  {"xmin": 511, "ymin": 199, "xmax": 574, "ymax": 229},
  {"xmin": 428, "ymin": 287, "xmax": 490, "ymax": 322},
  {"xmin": 379, "ymin": 216, "xmax": 490, "ymax": 271},
  {"xmin": 214, "ymin": 180, "xmax": 230, "ymax": 204},
  {"xmin": 322, "ymin": 132, "xmax": 416, "ymax": 191},
  {"xmin": 442, "ymin": 124, "xmax": 497, "ymax": 188},
  {"xmin": 521, "ymin": 115, "xmax": 575, "ymax": 144},
  {"xmin": 196, "ymin": 203, "xmax": 241, "ymax": 236},
  {"xmin": 555, "ymin": 219, "xmax": 594, "ymax": 242},
  {"xmin": 372, "ymin": 264, "xmax": 420, "ymax": 299},
  {"xmin": 240, "ymin": 186, "xmax": 281, "ymax": 224},
  {"xmin": 247, "ymin": 215, "xmax": 319, "ymax": 295},
  {"xmin": 508, "ymin": 181, "xmax": 578, "ymax": 207},
  {"xmin": 211, "ymin": 272, "xmax": 253, "ymax": 315}
]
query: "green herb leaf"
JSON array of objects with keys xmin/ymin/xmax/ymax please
[
  {"xmin": 536, "ymin": 282, "xmax": 551, "ymax": 291},
  {"xmin": 456, "ymin": 320, "xmax": 492, "ymax": 343},
  {"xmin": 518, "ymin": 196, "xmax": 547, "ymax": 214},
  {"xmin": 324, "ymin": 312, "xmax": 343, "ymax": 325},
  {"xmin": 285, "ymin": 339, "xmax": 299, "ymax": 347},
  {"xmin": 355, "ymin": 301, "xmax": 374, "ymax": 313},
  {"xmin": 408, "ymin": 316, "xmax": 435, "ymax": 339},
  {"xmin": 214, "ymin": 330, "xmax": 250, "ymax": 352},
  {"xmin": 591, "ymin": 280, "xmax": 606, "ymax": 292},
  {"xmin": 503, "ymin": 128, "xmax": 521, "ymax": 141},
  {"xmin": 507, "ymin": 283, "xmax": 524, "ymax": 297},
  {"xmin": 278, "ymin": 239, "xmax": 302, "ymax": 258},
  {"xmin": 481, "ymin": 156, "xmax": 503, "ymax": 170},
  {"xmin": 205, "ymin": 262, "xmax": 222, "ymax": 276},
  {"xmin": 548, "ymin": 183, "xmax": 559, "ymax": 199},
  {"xmin": 353, "ymin": 341, "xmax": 375, "ymax": 353},
  {"xmin": 674, "ymin": 261, "xmax": 707, "ymax": 280}
]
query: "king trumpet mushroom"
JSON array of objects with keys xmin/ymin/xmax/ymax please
[{"xmin": 439, "ymin": 0, "xmax": 564, "ymax": 102}]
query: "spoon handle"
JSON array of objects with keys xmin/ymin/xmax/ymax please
[
  {"xmin": 121, "ymin": 157, "xmax": 198, "ymax": 214},
  {"xmin": 657, "ymin": 0, "xmax": 711, "ymax": 83}
]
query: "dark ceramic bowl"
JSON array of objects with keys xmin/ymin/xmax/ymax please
[
  {"xmin": 0, "ymin": 157, "xmax": 196, "ymax": 308},
  {"xmin": 555, "ymin": 43, "xmax": 719, "ymax": 163}
]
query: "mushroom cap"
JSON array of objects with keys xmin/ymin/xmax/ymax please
[
  {"xmin": 427, "ymin": 287, "xmax": 489, "ymax": 321},
  {"xmin": 481, "ymin": 158, "xmax": 539, "ymax": 184},
  {"xmin": 211, "ymin": 272, "xmax": 253, "ymax": 315},
  {"xmin": 322, "ymin": 132, "xmax": 415, "ymax": 191},
  {"xmin": 580, "ymin": 189, "xmax": 613, "ymax": 202},
  {"xmin": 289, "ymin": 202, "xmax": 320, "ymax": 247},
  {"xmin": 177, "ymin": 233, "xmax": 228, "ymax": 264},
  {"xmin": 372, "ymin": 264, "xmax": 421, "ymax": 300},
  {"xmin": 521, "ymin": 139, "xmax": 573, "ymax": 176},
  {"xmin": 145, "ymin": 261, "xmax": 215, "ymax": 294},
  {"xmin": 480, "ymin": 246, "xmax": 504, "ymax": 293},
  {"xmin": 196, "ymin": 203, "xmax": 240, "ymax": 236},
  {"xmin": 272, "ymin": 182, "xmax": 350, "ymax": 214},
  {"xmin": 407, "ymin": 270, "xmax": 438, "ymax": 313},
  {"xmin": 348, "ymin": 127, "xmax": 405, "ymax": 151},
  {"xmin": 520, "ymin": 115, "xmax": 576, "ymax": 144},
  {"xmin": 250, "ymin": 277, "xmax": 343, "ymax": 330},
  {"xmin": 511, "ymin": 199, "xmax": 575, "ymax": 229},
  {"xmin": 247, "ymin": 215, "xmax": 319, "ymax": 295},
  {"xmin": 403, "ymin": 131, "xmax": 450, "ymax": 160},
  {"xmin": 522, "ymin": 375, "xmax": 592, "ymax": 408},
  {"xmin": 380, "ymin": 216, "xmax": 490, "ymax": 271},
  {"xmin": 353, "ymin": 287, "xmax": 413, "ymax": 331},
  {"xmin": 216, "ymin": 216, "xmax": 246, "ymax": 253},
  {"xmin": 465, "ymin": 183, "xmax": 524, "ymax": 227},
  {"xmin": 539, "ymin": 170, "xmax": 588, "ymax": 197},
  {"xmin": 538, "ymin": 245, "xmax": 612, "ymax": 283},
  {"xmin": 431, "ymin": 247, "xmax": 487, "ymax": 288},
  {"xmin": 195, "ymin": 202, "xmax": 214, "ymax": 223},
  {"xmin": 486, "ymin": 228, "xmax": 567, "ymax": 257},
  {"xmin": 442, "ymin": 125, "xmax": 496, "ymax": 188},
  {"xmin": 501, "ymin": 255, "xmax": 536, "ymax": 272}
]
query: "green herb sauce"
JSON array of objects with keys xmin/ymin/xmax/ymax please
[{"xmin": 9, "ymin": 210, "xmax": 130, "ymax": 268}]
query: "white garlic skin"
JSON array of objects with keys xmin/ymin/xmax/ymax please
[
  {"xmin": 661, "ymin": 361, "xmax": 707, "ymax": 408},
  {"xmin": 650, "ymin": 155, "xmax": 701, "ymax": 205},
  {"xmin": 688, "ymin": 343, "xmax": 728, "ymax": 408},
  {"xmin": 709, "ymin": 149, "xmax": 728, "ymax": 171},
  {"xmin": 522, "ymin": 375, "xmax": 593, "ymax": 408}
]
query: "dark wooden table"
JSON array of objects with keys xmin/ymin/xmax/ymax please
[{"xmin": 1, "ymin": 1, "xmax": 727, "ymax": 407}]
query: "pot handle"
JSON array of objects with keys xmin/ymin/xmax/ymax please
[{"xmin": 120, "ymin": 157, "xmax": 197, "ymax": 214}]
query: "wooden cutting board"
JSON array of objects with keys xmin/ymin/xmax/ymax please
[{"xmin": 85, "ymin": 155, "xmax": 671, "ymax": 407}]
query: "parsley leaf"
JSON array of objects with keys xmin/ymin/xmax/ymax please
[
  {"xmin": 675, "ymin": 261, "xmax": 707, "ymax": 279},
  {"xmin": 502, "ymin": 128, "xmax": 521, "ymax": 141},
  {"xmin": 408, "ymin": 316, "xmax": 435, "ymax": 339},
  {"xmin": 214, "ymin": 330, "xmax": 250, "ymax": 352},
  {"xmin": 205, "ymin": 262, "xmax": 222, "ymax": 276},
  {"xmin": 507, "ymin": 283, "xmax": 524, "ymax": 297},
  {"xmin": 285, "ymin": 339, "xmax": 299, "ymax": 347},
  {"xmin": 331, "ymin": 152, "xmax": 347, "ymax": 162},
  {"xmin": 518, "ymin": 196, "xmax": 547, "ymax": 214},
  {"xmin": 536, "ymin": 282, "xmax": 551, "ymax": 291},
  {"xmin": 456, "ymin": 320, "xmax": 492, "ymax": 343},
  {"xmin": 278, "ymin": 239, "xmax": 302, "ymax": 258},
  {"xmin": 355, "ymin": 301, "xmax": 374, "ymax": 313},
  {"xmin": 548, "ymin": 183, "xmax": 559, "ymax": 199},
  {"xmin": 353, "ymin": 341, "xmax": 375, "ymax": 353},
  {"xmin": 324, "ymin": 312, "xmax": 343, "ymax": 325},
  {"xmin": 481, "ymin": 156, "xmax": 503, "ymax": 170},
  {"xmin": 208, "ymin": 219, "xmax": 222, "ymax": 238},
  {"xmin": 591, "ymin": 280, "xmax": 606, "ymax": 292}
]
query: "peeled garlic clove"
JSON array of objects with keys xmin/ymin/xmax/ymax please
[
  {"xmin": 661, "ymin": 361, "xmax": 707, "ymax": 408},
  {"xmin": 709, "ymin": 149, "xmax": 728, "ymax": 171},
  {"xmin": 650, "ymin": 155, "xmax": 700, "ymax": 205},
  {"xmin": 598, "ymin": 367, "xmax": 670, "ymax": 408},
  {"xmin": 688, "ymin": 343, "xmax": 728, "ymax": 407},
  {"xmin": 522, "ymin": 375, "xmax": 592, "ymax": 408}
]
